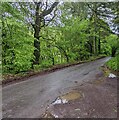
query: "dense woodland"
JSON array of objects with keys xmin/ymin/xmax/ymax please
[{"xmin": 1, "ymin": 1, "xmax": 119, "ymax": 75}]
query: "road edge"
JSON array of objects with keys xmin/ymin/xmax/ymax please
[{"xmin": 2, "ymin": 56, "xmax": 106, "ymax": 86}]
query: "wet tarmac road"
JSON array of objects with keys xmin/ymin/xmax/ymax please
[{"xmin": 2, "ymin": 57, "xmax": 111, "ymax": 118}]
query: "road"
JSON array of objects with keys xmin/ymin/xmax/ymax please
[{"xmin": 2, "ymin": 57, "xmax": 111, "ymax": 118}]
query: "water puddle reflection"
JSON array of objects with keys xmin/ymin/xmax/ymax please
[
  {"xmin": 43, "ymin": 91, "xmax": 82, "ymax": 118},
  {"xmin": 52, "ymin": 91, "xmax": 81, "ymax": 105}
]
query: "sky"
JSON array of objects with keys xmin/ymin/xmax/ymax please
[{"xmin": 1, "ymin": 0, "xmax": 119, "ymax": 2}]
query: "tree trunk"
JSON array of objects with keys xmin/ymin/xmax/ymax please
[
  {"xmin": 33, "ymin": 37, "xmax": 40, "ymax": 65},
  {"xmin": 33, "ymin": 3, "xmax": 41, "ymax": 65},
  {"xmin": 111, "ymin": 47, "xmax": 117, "ymax": 57},
  {"xmin": 32, "ymin": 2, "xmax": 58, "ymax": 66},
  {"xmin": 86, "ymin": 40, "xmax": 93, "ymax": 55},
  {"xmin": 98, "ymin": 36, "xmax": 101, "ymax": 54},
  {"xmin": 52, "ymin": 57, "xmax": 55, "ymax": 65},
  {"xmin": 93, "ymin": 3, "xmax": 97, "ymax": 56}
]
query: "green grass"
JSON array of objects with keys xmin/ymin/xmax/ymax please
[{"xmin": 106, "ymin": 55, "xmax": 119, "ymax": 71}]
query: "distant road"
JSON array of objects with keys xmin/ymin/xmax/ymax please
[{"xmin": 2, "ymin": 57, "xmax": 110, "ymax": 118}]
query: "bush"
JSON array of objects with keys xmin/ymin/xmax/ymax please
[{"xmin": 106, "ymin": 55, "xmax": 119, "ymax": 71}]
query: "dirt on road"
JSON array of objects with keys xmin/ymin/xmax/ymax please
[{"xmin": 42, "ymin": 74, "xmax": 117, "ymax": 118}]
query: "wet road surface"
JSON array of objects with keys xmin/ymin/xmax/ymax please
[{"xmin": 2, "ymin": 57, "xmax": 111, "ymax": 118}]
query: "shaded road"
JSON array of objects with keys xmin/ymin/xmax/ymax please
[{"xmin": 2, "ymin": 57, "xmax": 111, "ymax": 118}]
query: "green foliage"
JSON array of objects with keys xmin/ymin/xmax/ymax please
[
  {"xmin": 106, "ymin": 34, "xmax": 118, "ymax": 48},
  {"xmin": 105, "ymin": 34, "xmax": 119, "ymax": 56},
  {"xmin": 2, "ymin": 3, "xmax": 34, "ymax": 73},
  {"xmin": 1, "ymin": 2, "xmax": 119, "ymax": 76},
  {"xmin": 59, "ymin": 17, "xmax": 90, "ymax": 61},
  {"xmin": 106, "ymin": 55, "xmax": 119, "ymax": 71}
]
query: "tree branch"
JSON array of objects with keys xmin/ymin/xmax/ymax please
[
  {"xmin": 40, "ymin": 2, "xmax": 59, "ymax": 18},
  {"xmin": 45, "ymin": 7, "xmax": 58, "ymax": 27}
]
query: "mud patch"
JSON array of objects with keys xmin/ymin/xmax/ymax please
[
  {"xmin": 42, "ymin": 77, "xmax": 117, "ymax": 118},
  {"xmin": 60, "ymin": 91, "xmax": 82, "ymax": 101},
  {"xmin": 42, "ymin": 91, "xmax": 82, "ymax": 118},
  {"xmin": 52, "ymin": 91, "xmax": 82, "ymax": 105},
  {"xmin": 92, "ymin": 79, "xmax": 105, "ymax": 85}
]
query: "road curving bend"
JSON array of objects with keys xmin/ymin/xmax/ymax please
[{"xmin": 2, "ymin": 57, "xmax": 111, "ymax": 118}]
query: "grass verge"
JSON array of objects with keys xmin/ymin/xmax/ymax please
[{"xmin": 105, "ymin": 55, "xmax": 119, "ymax": 72}]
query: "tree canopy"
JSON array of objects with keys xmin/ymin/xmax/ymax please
[{"xmin": 1, "ymin": 1, "xmax": 119, "ymax": 74}]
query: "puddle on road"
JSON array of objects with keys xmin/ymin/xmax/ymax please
[
  {"xmin": 43, "ymin": 91, "xmax": 82, "ymax": 118},
  {"xmin": 93, "ymin": 79, "xmax": 104, "ymax": 85},
  {"xmin": 52, "ymin": 91, "xmax": 81, "ymax": 105}
]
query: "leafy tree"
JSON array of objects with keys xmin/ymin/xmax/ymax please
[
  {"xmin": 106, "ymin": 34, "xmax": 119, "ymax": 57},
  {"xmin": 1, "ymin": 2, "xmax": 119, "ymax": 74}
]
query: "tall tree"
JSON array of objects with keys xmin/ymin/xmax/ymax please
[{"xmin": 32, "ymin": 2, "xmax": 59, "ymax": 65}]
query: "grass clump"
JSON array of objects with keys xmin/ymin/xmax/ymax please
[{"xmin": 106, "ymin": 55, "xmax": 119, "ymax": 71}]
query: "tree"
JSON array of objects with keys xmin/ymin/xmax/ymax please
[
  {"xmin": 106, "ymin": 34, "xmax": 118, "ymax": 57},
  {"xmin": 1, "ymin": 3, "xmax": 34, "ymax": 73},
  {"xmin": 2, "ymin": 1, "xmax": 119, "ymax": 74},
  {"xmin": 32, "ymin": 2, "xmax": 59, "ymax": 65}
]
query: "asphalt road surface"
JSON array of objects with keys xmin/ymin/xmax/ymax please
[{"xmin": 2, "ymin": 57, "xmax": 111, "ymax": 118}]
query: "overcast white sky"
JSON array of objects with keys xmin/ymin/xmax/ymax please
[{"xmin": 1, "ymin": 0, "xmax": 119, "ymax": 2}]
